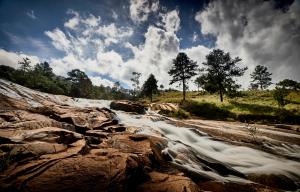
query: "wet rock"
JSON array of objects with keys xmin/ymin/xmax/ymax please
[{"xmin": 110, "ymin": 100, "xmax": 145, "ymax": 114}]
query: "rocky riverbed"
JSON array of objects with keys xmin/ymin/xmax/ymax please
[{"xmin": 0, "ymin": 79, "xmax": 299, "ymax": 192}]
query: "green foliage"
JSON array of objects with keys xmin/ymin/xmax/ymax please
[
  {"xmin": 0, "ymin": 58, "xmax": 132, "ymax": 100},
  {"xmin": 273, "ymin": 86, "xmax": 289, "ymax": 108},
  {"xmin": 199, "ymin": 49, "xmax": 247, "ymax": 102},
  {"xmin": 150, "ymin": 90, "xmax": 300, "ymax": 124},
  {"xmin": 250, "ymin": 65, "xmax": 272, "ymax": 90},
  {"xmin": 169, "ymin": 52, "xmax": 198, "ymax": 101},
  {"xmin": 276, "ymin": 79, "xmax": 300, "ymax": 91},
  {"xmin": 67, "ymin": 69, "xmax": 93, "ymax": 98},
  {"xmin": 141, "ymin": 74, "xmax": 158, "ymax": 102},
  {"xmin": 160, "ymin": 108, "xmax": 190, "ymax": 119},
  {"xmin": 181, "ymin": 100, "xmax": 232, "ymax": 120}
]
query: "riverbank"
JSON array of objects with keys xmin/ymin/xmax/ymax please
[{"xmin": 141, "ymin": 90, "xmax": 300, "ymax": 124}]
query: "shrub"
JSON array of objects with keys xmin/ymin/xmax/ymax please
[
  {"xmin": 181, "ymin": 100, "xmax": 232, "ymax": 120},
  {"xmin": 273, "ymin": 87, "xmax": 289, "ymax": 108}
]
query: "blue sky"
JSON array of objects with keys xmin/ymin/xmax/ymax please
[{"xmin": 0, "ymin": 0, "xmax": 299, "ymax": 89}]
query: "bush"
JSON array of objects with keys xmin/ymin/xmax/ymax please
[
  {"xmin": 273, "ymin": 87, "xmax": 289, "ymax": 108},
  {"xmin": 181, "ymin": 100, "xmax": 232, "ymax": 120}
]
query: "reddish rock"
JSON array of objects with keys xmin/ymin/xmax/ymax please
[{"xmin": 110, "ymin": 100, "xmax": 145, "ymax": 114}]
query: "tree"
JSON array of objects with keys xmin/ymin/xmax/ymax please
[
  {"xmin": 34, "ymin": 62, "xmax": 54, "ymax": 78},
  {"xmin": 168, "ymin": 52, "xmax": 198, "ymax": 101},
  {"xmin": 130, "ymin": 72, "xmax": 141, "ymax": 97},
  {"xmin": 67, "ymin": 69, "xmax": 93, "ymax": 98},
  {"xmin": 250, "ymin": 65, "xmax": 272, "ymax": 90},
  {"xmin": 17, "ymin": 57, "xmax": 33, "ymax": 85},
  {"xmin": 199, "ymin": 49, "xmax": 247, "ymax": 102},
  {"xmin": 276, "ymin": 79, "xmax": 299, "ymax": 91},
  {"xmin": 18, "ymin": 57, "xmax": 31, "ymax": 72},
  {"xmin": 159, "ymin": 84, "xmax": 164, "ymax": 90},
  {"xmin": 141, "ymin": 74, "xmax": 158, "ymax": 102}
]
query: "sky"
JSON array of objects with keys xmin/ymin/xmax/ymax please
[{"xmin": 0, "ymin": 0, "xmax": 299, "ymax": 90}]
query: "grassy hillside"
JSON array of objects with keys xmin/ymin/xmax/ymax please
[{"xmin": 144, "ymin": 90, "xmax": 300, "ymax": 124}]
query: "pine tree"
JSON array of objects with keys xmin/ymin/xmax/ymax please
[
  {"xmin": 250, "ymin": 65, "xmax": 272, "ymax": 90},
  {"xmin": 199, "ymin": 49, "xmax": 247, "ymax": 102},
  {"xmin": 168, "ymin": 52, "xmax": 198, "ymax": 101},
  {"xmin": 141, "ymin": 74, "xmax": 158, "ymax": 102}
]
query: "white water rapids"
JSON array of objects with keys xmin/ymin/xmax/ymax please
[
  {"xmin": 71, "ymin": 99, "xmax": 300, "ymax": 183},
  {"xmin": 0, "ymin": 79, "xmax": 299, "ymax": 184}
]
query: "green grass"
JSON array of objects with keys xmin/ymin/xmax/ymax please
[{"xmin": 144, "ymin": 90, "xmax": 300, "ymax": 124}]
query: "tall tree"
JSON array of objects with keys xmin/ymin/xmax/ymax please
[
  {"xmin": 67, "ymin": 69, "xmax": 93, "ymax": 98},
  {"xmin": 168, "ymin": 52, "xmax": 198, "ymax": 101},
  {"xmin": 141, "ymin": 74, "xmax": 158, "ymax": 102},
  {"xmin": 250, "ymin": 65, "xmax": 272, "ymax": 90},
  {"xmin": 130, "ymin": 71, "xmax": 141, "ymax": 96},
  {"xmin": 199, "ymin": 49, "xmax": 247, "ymax": 102}
]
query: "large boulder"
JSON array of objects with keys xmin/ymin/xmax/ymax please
[{"xmin": 110, "ymin": 101, "xmax": 145, "ymax": 114}]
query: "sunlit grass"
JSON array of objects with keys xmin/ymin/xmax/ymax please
[{"xmin": 149, "ymin": 90, "xmax": 300, "ymax": 119}]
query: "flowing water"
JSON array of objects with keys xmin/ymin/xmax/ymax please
[
  {"xmin": 71, "ymin": 98, "xmax": 300, "ymax": 182},
  {"xmin": 0, "ymin": 79, "xmax": 299, "ymax": 183}
]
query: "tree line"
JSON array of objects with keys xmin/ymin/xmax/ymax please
[
  {"xmin": 0, "ymin": 58, "xmax": 131, "ymax": 100},
  {"xmin": 1, "ymin": 48, "xmax": 299, "ymax": 103}
]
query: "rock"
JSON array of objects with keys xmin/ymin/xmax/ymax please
[
  {"xmin": 136, "ymin": 171, "xmax": 201, "ymax": 192},
  {"xmin": 110, "ymin": 100, "xmax": 145, "ymax": 114},
  {"xmin": 248, "ymin": 173, "xmax": 299, "ymax": 191},
  {"xmin": 197, "ymin": 180, "xmax": 277, "ymax": 192}
]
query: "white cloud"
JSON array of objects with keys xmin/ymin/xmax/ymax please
[
  {"xmin": 129, "ymin": 0, "xmax": 159, "ymax": 23},
  {"xmin": 64, "ymin": 10, "xmax": 80, "ymax": 29},
  {"xmin": 90, "ymin": 76, "xmax": 115, "ymax": 87},
  {"xmin": 0, "ymin": 49, "xmax": 40, "ymax": 69},
  {"xmin": 96, "ymin": 23, "xmax": 133, "ymax": 40},
  {"xmin": 45, "ymin": 28, "xmax": 71, "ymax": 52},
  {"xmin": 195, "ymin": 0, "xmax": 300, "ymax": 87},
  {"xmin": 44, "ymin": 9, "xmax": 210, "ymax": 90},
  {"xmin": 123, "ymin": 25, "xmax": 180, "ymax": 88},
  {"xmin": 160, "ymin": 9, "xmax": 180, "ymax": 33},
  {"xmin": 26, "ymin": 10, "xmax": 36, "ymax": 20},
  {"xmin": 64, "ymin": 10, "xmax": 100, "ymax": 30}
]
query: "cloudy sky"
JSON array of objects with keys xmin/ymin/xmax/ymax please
[{"xmin": 0, "ymin": 0, "xmax": 299, "ymax": 89}]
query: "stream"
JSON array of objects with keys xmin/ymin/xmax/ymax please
[{"xmin": 71, "ymin": 98, "xmax": 300, "ymax": 183}]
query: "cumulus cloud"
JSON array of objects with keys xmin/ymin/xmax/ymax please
[
  {"xmin": 129, "ymin": 0, "xmax": 159, "ymax": 23},
  {"xmin": 160, "ymin": 9, "xmax": 180, "ymax": 33},
  {"xmin": 0, "ymin": 49, "xmax": 40, "ymax": 69},
  {"xmin": 44, "ymin": 8, "xmax": 211, "ymax": 90},
  {"xmin": 123, "ymin": 25, "xmax": 180, "ymax": 87},
  {"xmin": 195, "ymin": 0, "xmax": 300, "ymax": 87}
]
